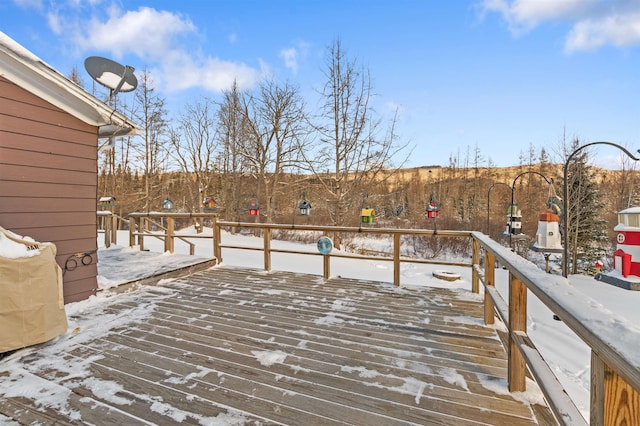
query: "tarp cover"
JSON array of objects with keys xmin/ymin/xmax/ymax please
[{"xmin": 0, "ymin": 226, "xmax": 67, "ymax": 352}]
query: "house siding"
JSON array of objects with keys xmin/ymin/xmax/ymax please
[{"xmin": 0, "ymin": 76, "xmax": 100, "ymax": 303}]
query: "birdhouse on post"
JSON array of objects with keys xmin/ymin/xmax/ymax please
[
  {"xmin": 203, "ymin": 197, "xmax": 217, "ymax": 211},
  {"xmin": 162, "ymin": 199, "xmax": 174, "ymax": 211},
  {"xmin": 298, "ymin": 200, "xmax": 311, "ymax": 217},
  {"xmin": 248, "ymin": 201, "xmax": 260, "ymax": 217},
  {"xmin": 360, "ymin": 208, "xmax": 375, "ymax": 225},
  {"xmin": 505, "ymin": 203, "xmax": 522, "ymax": 235},
  {"xmin": 596, "ymin": 206, "xmax": 640, "ymax": 290}
]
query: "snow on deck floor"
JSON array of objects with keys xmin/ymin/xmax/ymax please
[{"xmin": 0, "ymin": 266, "xmax": 556, "ymax": 425}]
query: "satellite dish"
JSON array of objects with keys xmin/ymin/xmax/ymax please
[{"xmin": 84, "ymin": 56, "xmax": 137, "ymax": 100}]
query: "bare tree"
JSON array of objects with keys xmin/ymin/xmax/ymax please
[
  {"xmin": 237, "ymin": 79, "xmax": 308, "ymax": 223},
  {"xmin": 170, "ymin": 99, "xmax": 219, "ymax": 229},
  {"xmin": 216, "ymin": 80, "xmax": 250, "ymax": 221},
  {"xmin": 133, "ymin": 69, "xmax": 169, "ymax": 212},
  {"xmin": 305, "ymin": 39, "xmax": 408, "ymax": 231}
]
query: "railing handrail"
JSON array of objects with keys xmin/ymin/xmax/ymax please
[
  {"xmin": 217, "ymin": 220, "xmax": 471, "ymax": 237},
  {"xmin": 472, "ymin": 232, "xmax": 640, "ymax": 393},
  {"xmin": 97, "ymin": 211, "xmax": 129, "ymax": 248}
]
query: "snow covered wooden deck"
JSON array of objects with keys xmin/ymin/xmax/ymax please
[{"xmin": 0, "ymin": 266, "xmax": 556, "ymax": 425}]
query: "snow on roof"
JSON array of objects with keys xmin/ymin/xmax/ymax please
[
  {"xmin": 0, "ymin": 31, "xmax": 138, "ymax": 138},
  {"xmin": 619, "ymin": 207, "xmax": 640, "ymax": 214}
]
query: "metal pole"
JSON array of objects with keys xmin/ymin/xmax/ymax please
[
  {"xmin": 510, "ymin": 171, "xmax": 552, "ymax": 250},
  {"xmin": 562, "ymin": 142, "xmax": 640, "ymax": 277}
]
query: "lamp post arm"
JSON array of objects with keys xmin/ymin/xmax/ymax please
[{"xmin": 487, "ymin": 182, "xmax": 511, "ymax": 233}]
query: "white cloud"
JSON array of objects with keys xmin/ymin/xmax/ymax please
[
  {"xmin": 12, "ymin": 0, "xmax": 44, "ymax": 8},
  {"xmin": 479, "ymin": 0, "xmax": 640, "ymax": 52},
  {"xmin": 43, "ymin": 4, "xmax": 261, "ymax": 93},
  {"xmin": 279, "ymin": 47, "xmax": 298, "ymax": 74},
  {"xmin": 278, "ymin": 41, "xmax": 311, "ymax": 75},
  {"xmin": 565, "ymin": 13, "xmax": 640, "ymax": 52},
  {"xmin": 76, "ymin": 7, "xmax": 197, "ymax": 60}
]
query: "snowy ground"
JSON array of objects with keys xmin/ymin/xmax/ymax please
[{"xmin": 3, "ymin": 226, "xmax": 640, "ymax": 422}]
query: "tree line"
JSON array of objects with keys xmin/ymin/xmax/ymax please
[{"xmin": 78, "ymin": 40, "xmax": 640, "ymax": 275}]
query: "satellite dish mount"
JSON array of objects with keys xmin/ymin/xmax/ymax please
[{"xmin": 84, "ymin": 56, "xmax": 138, "ymax": 102}]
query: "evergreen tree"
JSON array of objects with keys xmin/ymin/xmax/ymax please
[{"xmin": 565, "ymin": 139, "xmax": 608, "ymax": 274}]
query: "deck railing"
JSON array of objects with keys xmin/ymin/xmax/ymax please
[
  {"xmin": 126, "ymin": 212, "xmax": 218, "ymax": 255},
  {"xmin": 117, "ymin": 214, "xmax": 640, "ymax": 426},
  {"xmin": 97, "ymin": 211, "xmax": 129, "ymax": 248}
]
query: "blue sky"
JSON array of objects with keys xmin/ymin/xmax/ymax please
[{"xmin": 1, "ymin": 0, "xmax": 639, "ymax": 168}]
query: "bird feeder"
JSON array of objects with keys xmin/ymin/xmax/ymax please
[
  {"xmin": 203, "ymin": 197, "xmax": 217, "ymax": 211},
  {"xmin": 162, "ymin": 199, "xmax": 174, "ymax": 211},
  {"xmin": 530, "ymin": 211, "xmax": 563, "ymax": 253},
  {"xmin": 248, "ymin": 201, "xmax": 260, "ymax": 216},
  {"xmin": 298, "ymin": 200, "xmax": 312, "ymax": 217},
  {"xmin": 426, "ymin": 199, "xmax": 439, "ymax": 219},
  {"xmin": 360, "ymin": 208, "xmax": 375, "ymax": 225},
  {"xmin": 98, "ymin": 196, "xmax": 117, "ymax": 211},
  {"xmin": 505, "ymin": 203, "xmax": 522, "ymax": 235}
]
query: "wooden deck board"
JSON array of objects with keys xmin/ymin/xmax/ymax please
[{"xmin": 0, "ymin": 266, "xmax": 556, "ymax": 425}]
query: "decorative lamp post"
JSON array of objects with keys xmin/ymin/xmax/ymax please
[{"xmin": 562, "ymin": 142, "xmax": 640, "ymax": 277}]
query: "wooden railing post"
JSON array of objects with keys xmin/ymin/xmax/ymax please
[
  {"xmin": 263, "ymin": 227, "xmax": 271, "ymax": 272},
  {"xmin": 165, "ymin": 217, "xmax": 175, "ymax": 253},
  {"xmin": 591, "ymin": 351, "xmax": 640, "ymax": 426},
  {"xmin": 393, "ymin": 233, "xmax": 401, "ymax": 287},
  {"xmin": 508, "ymin": 273, "xmax": 527, "ymax": 392},
  {"xmin": 323, "ymin": 233, "xmax": 330, "ymax": 279},
  {"xmin": 104, "ymin": 214, "xmax": 112, "ymax": 248},
  {"xmin": 139, "ymin": 217, "xmax": 146, "ymax": 251},
  {"xmin": 213, "ymin": 217, "xmax": 221, "ymax": 262},
  {"xmin": 110, "ymin": 214, "xmax": 118, "ymax": 245},
  {"xmin": 129, "ymin": 217, "xmax": 136, "ymax": 247},
  {"xmin": 472, "ymin": 238, "xmax": 480, "ymax": 293},
  {"xmin": 484, "ymin": 250, "xmax": 496, "ymax": 325}
]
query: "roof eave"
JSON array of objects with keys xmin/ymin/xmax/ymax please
[{"xmin": 0, "ymin": 36, "xmax": 138, "ymax": 137}]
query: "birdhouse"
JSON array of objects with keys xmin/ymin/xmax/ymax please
[
  {"xmin": 162, "ymin": 198, "xmax": 174, "ymax": 211},
  {"xmin": 595, "ymin": 207, "xmax": 640, "ymax": 289},
  {"xmin": 248, "ymin": 201, "xmax": 260, "ymax": 216},
  {"xmin": 203, "ymin": 197, "xmax": 217, "ymax": 211},
  {"xmin": 612, "ymin": 207, "xmax": 640, "ymax": 277},
  {"xmin": 426, "ymin": 200, "xmax": 439, "ymax": 219},
  {"xmin": 98, "ymin": 196, "xmax": 116, "ymax": 211},
  {"xmin": 360, "ymin": 208, "xmax": 375, "ymax": 225},
  {"xmin": 505, "ymin": 203, "xmax": 522, "ymax": 235},
  {"xmin": 530, "ymin": 211, "xmax": 563, "ymax": 253},
  {"xmin": 298, "ymin": 200, "xmax": 312, "ymax": 216}
]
